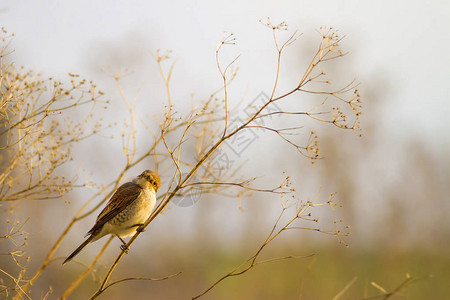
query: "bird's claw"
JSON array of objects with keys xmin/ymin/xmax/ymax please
[
  {"xmin": 120, "ymin": 244, "xmax": 129, "ymax": 254},
  {"xmin": 136, "ymin": 224, "xmax": 146, "ymax": 233}
]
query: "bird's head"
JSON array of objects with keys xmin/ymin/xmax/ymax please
[{"xmin": 138, "ymin": 170, "xmax": 161, "ymax": 192}]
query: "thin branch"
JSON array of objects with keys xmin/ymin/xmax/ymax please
[
  {"xmin": 363, "ymin": 274, "xmax": 425, "ymax": 300},
  {"xmin": 60, "ymin": 236, "xmax": 114, "ymax": 299},
  {"xmin": 92, "ymin": 272, "xmax": 181, "ymax": 300},
  {"xmin": 332, "ymin": 276, "xmax": 358, "ymax": 300}
]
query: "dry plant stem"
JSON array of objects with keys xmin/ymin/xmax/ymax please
[
  {"xmin": 191, "ymin": 208, "xmax": 288, "ymax": 299},
  {"xmin": 12, "ymin": 180, "xmax": 123, "ymax": 300},
  {"xmin": 161, "ymin": 116, "xmax": 194, "ymax": 186},
  {"xmin": 90, "ymin": 25, "xmax": 360, "ymax": 299},
  {"xmin": 10, "ymin": 25, "xmax": 346, "ymax": 293},
  {"xmin": 1, "ymin": 29, "xmax": 110, "ymax": 298},
  {"xmin": 15, "ymin": 156, "xmax": 149, "ymax": 298},
  {"xmin": 363, "ymin": 275, "xmax": 420, "ymax": 300},
  {"xmin": 298, "ymin": 257, "xmax": 317, "ymax": 299},
  {"xmin": 0, "ymin": 55, "xmax": 104, "ymax": 201},
  {"xmin": 14, "ymin": 89, "xmax": 168, "ymax": 298},
  {"xmin": 14, "ymin": 96, "xmax": 194, "ymax": 298},
  {"xmin": 100, "ymin": 272, "xmax": 181, "ymax": 296},
  {"xmin": 0, "ymin": 269, "xmax": 31, "ymax": 300},
  {"xmin": 269, "ymin": 29, "xmax": 301, "ymax": 100},
  {"xmin": 92, "ymin": 106, "xmax": 239, "ymax": 298},
  {"xmin": 10, "ymin": 137, "xmax": 104, "ymax": 297},
  {"xmin": 191, "ymin": 189, "xmax": 349, "ymax": 299},
  {"xmin": 152, "ymin": 51, "xmax": 176, "ymax": 109},
  {"xmin": 216, "ymin": 33, "xmax": 238, "ymax": 138},
  {"xmin": 0, "ymin": 23, "xmax": 357, "ymax": 299},
  {"xmin": 60, "ymin": 236, "xmax": 114, "ymax": 300},
  {"xmin": 332, "ymin": 276, "xmax": 358, "ymax": 300},
  {"xmin": 90, "ymin": 133, "xmax": 226, "ymax": 299},
  {"xmin": 183, "ymin": 180, "xmax": 286, "ymax": 194},
  {"xmin": 114, "ymin": 74, "xmax": 137, "ymax": 163},
  {"xmin": 90, "ymin": 58, "xmax": 244, "ymax": 298},
  {"xmin": 22, "ymin": 82, "xmax": 226, "ymax": 300},
  {"xmin": 192, "ymin": 196, "xmax": 324, "ymax": 299}
]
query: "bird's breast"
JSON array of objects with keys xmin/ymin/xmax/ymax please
[{"xmin": 108, "ymin": 188, "xmax": 156, "ymax": 237}]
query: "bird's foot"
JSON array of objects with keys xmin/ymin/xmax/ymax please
[
  {"xmin": 136, "ymin": 224, "xmax": 146, "ymax": 233},
  {"xmin": 120, "ymin": 244, "xmax": 129, "ymax": 254}
]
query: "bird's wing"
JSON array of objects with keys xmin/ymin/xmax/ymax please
[{"xmin": 87, "ymin": 182, "xmax": 142, "ymax": 236}]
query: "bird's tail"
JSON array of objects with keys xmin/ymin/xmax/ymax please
[{"xmin": 63, "ymin": 235, "xmax": 95, "ymax": 264}]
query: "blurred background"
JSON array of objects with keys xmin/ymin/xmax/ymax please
[{"xmin": 1, "ymin": 1, "xmax": 449, "ymax": 299}]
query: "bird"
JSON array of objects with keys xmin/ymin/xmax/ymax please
[{"xmin": 63, "ymin": 170, "xmax": 161, "ymax": 264}]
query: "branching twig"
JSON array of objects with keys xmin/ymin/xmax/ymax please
[
  {"xmin": 363, "ymin": 274, "xmax": 427, "ymax": 300},
  {"xmin": 2, "ymin": 20, "xmax": 364, "ymax": 299},
  {"xmin": 87, "ymin": 21, "xmax": 360, "ymax": 299}
]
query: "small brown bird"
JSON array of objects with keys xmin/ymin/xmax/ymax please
[{"xmin": 63, "ymin": 170, "xmax": 161, "ymax": 264}]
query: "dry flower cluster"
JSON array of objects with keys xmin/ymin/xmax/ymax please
[{"xmin": 0, "ymin": 26, "xmax": 106, "ymax": 299}]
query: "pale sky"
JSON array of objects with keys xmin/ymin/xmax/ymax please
[
  {"xmin": 2, "ymin": 0, "xmax": 450, "ymax": 247},
  {"xmin": 3, "ymin": 0, "xmax": 449, "ymax": 146}
]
